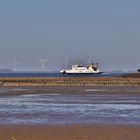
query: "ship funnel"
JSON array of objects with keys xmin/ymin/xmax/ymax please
[
  {"xmin": 94, "ymin": 63, "xmax": 99, "ymax": 68},
  {"xmin": 92, "ymin": 63, "xmax": 99, "ymax": 71}
]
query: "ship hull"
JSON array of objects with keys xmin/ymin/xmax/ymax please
[{"xmin": 61, "ymin": 71, "xmax": 103, "ymax": 75}]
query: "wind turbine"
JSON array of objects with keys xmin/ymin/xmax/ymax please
[
  {"xmin": 12, "ymin": 57, "xmax": 19, "ymax": 71},
  {"xmin": 61, "ymin": 56, "xmax": 70, "ymax": 69},
  {"xmin": 82, "ymin": 56, "xmax": 94, "ymax": 67},
  {"xmin": 40, "ymin": 58, "xmax": 48, "ymax": 71},
  {"xmin": 87, "ymin": 56, "xmax": 94, "ymax": 64}
]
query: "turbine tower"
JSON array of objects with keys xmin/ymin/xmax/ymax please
[
  {"xmin": 62, "ymin": 56, "xmax": 69, "ymax": 69},
  {"xmin": 40, "ymin": 58, "xmax": 48, "ymax": 71},
  {"xmin": 87, "ymin": 56, "xmax": 94, "ymax": 64},
  {"xmin": 12, "ymin": 57, "xmax": 19, "ymax": 71}
]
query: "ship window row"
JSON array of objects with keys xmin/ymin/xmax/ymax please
[{"xmin": 75, "ymin": 69, "xmax": 86, "ymax": 70}]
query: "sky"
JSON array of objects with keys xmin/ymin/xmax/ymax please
[{"xmin": 0, "ymin": 0, "xmax": 140, "ymax": 71}]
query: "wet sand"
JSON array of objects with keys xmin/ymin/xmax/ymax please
[
  {"xmin": 0, "ymin": 125, "xmax": 140, "ymax": 140},
  {"xmin": 1, "ymin": 86, "xmax": 140, "ymax": 95},
  {"xmin": 1, "ymin": 87, "xmax": 140, "ymax": 140}
]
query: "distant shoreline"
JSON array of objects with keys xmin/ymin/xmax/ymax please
[{"xmin": 122, "ymin": 72, "xmax": 140, "ymax": 78}]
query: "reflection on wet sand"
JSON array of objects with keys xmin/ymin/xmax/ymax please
[{"xmin": 0, "ymin": 87, "xmax": 140, "ymax": 126}]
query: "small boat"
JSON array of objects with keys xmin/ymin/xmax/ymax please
[{"xmin": 60, "ymin": 63, "xmax": 102, "ymax": 74}]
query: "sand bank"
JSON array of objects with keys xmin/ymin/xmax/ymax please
[{"xmin": 0, "ymin": 125, "xmax": 140, "ymax": 140}]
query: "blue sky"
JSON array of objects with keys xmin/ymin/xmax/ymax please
[{"xmin": 0, "ymin": 0, "xmax": 140, "ymax": 71}]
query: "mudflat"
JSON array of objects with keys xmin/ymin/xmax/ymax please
[
  {"xmin": 0, "ymin": 125, "xmax": 140, "ymax": 140},
  {"xmin": 0, "ymin": 87, "xmax": 140, "ymax": 140}
]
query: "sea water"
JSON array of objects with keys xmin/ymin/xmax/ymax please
[{"xmin": 0, "ymin": 71, "xmax": 126, "ymax": 77}]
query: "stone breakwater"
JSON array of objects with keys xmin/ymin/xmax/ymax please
[{"xmin": 0, "ymin": 77, "xmax": 140, "ymax": 87}]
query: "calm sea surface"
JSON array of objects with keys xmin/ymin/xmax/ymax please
[
  {"xmin": 0, "ymin": 72, "xmax": 126, "ymax": 77},
  {"xmin": 0, "ymin": 89, "xmax": 140, "ymax": 126}
]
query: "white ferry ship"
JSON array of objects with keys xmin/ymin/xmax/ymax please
[{"xmin": 60, "ymin": 63, "xmax": 102, "ymax": 74}]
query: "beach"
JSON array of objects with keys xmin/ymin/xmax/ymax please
[
  {"xmin": 0, "ymin": 125, "xmax": 140, "ymax": 140},
  {"xmin": 0, "ymin": 86, "xmax": 140, "ymax": 139}
]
